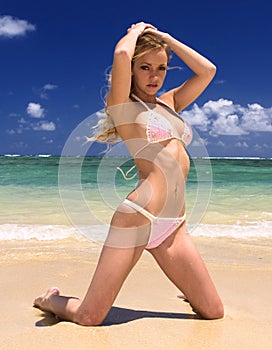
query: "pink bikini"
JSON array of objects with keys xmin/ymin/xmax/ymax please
[{"xmin": 119, "ymin": 94, "xmax": 193, "ymax": 249}]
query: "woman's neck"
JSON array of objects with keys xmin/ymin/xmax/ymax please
[{"xmin": 130, "ymin": 91, "xmax": 157, "ymax": 104}]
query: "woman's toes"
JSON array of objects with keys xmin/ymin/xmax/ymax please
[{"xmin": 33, "ymin": 287, "xmax": 60, "ymax": 311}]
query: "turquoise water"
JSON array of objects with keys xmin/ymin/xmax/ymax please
[{"xmin": 0, "ymin": 155, "xmax": 271, "ymax": 241}]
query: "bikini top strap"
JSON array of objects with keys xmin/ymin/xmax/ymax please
[
  {"xmin": 155, "ymin": 97, "xmax": 174, "ymax": 111},
  {"xmin": 131, "ymin": 93, "xmax": 173, "ymax": 112},
  {"xmin": 131, "ymin": 93, "xmax": 182, "ymax": 120},
  {"xmin": 156, "ymin": 97, "xmax": 184, "ymax": 121},
  {"xmin": 130, "ymin": 93, "xmax": 151, "ymax": 111}
]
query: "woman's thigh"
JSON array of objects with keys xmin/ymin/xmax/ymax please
[
  {"xmin": 147, "ymin": 226, "xmax": 224, "ymax": 319},
  {"xmin": 76, "ymin": 205, "xmax": 150, "ymax": 324},
  {"xmin": 105, "ymin": 200, "xmax": 151, "ymax": 248}
]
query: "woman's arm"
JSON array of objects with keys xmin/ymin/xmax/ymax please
[
  {"xmin": 107, "ymin": 22, "xmax": 155, "ymax": 106},
  {"xmin": 147, "ymin": 29, "xmax": 216, "ymax": 112}
]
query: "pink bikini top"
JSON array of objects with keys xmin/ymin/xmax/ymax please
[
  {"xmin": 117, "ymin": 94, "xmax": 193, "ymax": 180},
  {"xmin": 131, "ymin": 93, "xmax": 193, "ymax": 147}
]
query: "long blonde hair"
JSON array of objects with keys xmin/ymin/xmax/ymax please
[{"xmin": 92, "ymin": 32, "xmax": 171, "ymax": 144}]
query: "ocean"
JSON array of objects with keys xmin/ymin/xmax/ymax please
[{"xmin": 0, "ymin": 155, "xmax": 271, "ymax": 243}]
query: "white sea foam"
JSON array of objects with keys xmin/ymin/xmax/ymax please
[
  {"xmin": 189, "ymin": 221, "xmax": 272, "ymax": 239},
  {"xmin": 4, "ymin": 154, "xmax": 21, "ymax": 157},
  {"xmin": 0, "ymin": 224, "xmax": 108, "ymax": 242},
  {"xmin": 0, "ymin": 222, "xmax": 271, "ymax": 242}
]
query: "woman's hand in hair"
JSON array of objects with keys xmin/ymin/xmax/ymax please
[
  {"xmin": 127, "ymin": 22, "xmax": 157, "ymax": 35},
  {"xmin": 142, "ymin": 27, "xmax": 170, "ymax": 43}
]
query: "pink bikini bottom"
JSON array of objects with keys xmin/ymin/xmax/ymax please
[{"xmin": 123, "ymin": 199, "xmax": 186, "ymax": 249}]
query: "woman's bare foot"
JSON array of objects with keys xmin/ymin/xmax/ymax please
[{"xmin": 33, "ymin": 287, "xmax": 60, "ymax": 313}]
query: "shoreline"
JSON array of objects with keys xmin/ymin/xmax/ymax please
[{"xmin": 1, "ymin": 237, "xmax": 272, "ymax": 349}]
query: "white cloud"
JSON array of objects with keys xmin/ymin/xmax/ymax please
[
  {"xmin": 211, "ymin": 113, "xmax": 247, "ymax": 136},
  {"xmin": 191, "ymin": 138, "xmax": 209, "ymax": 147},
  {"xmin": 181, "ymin": 103, "xmax": 210, "ymax": 131},
  {"xmin": 0, "ymin": 15, "xmax": 35, "ymax": 38},
  {"xmin": 216, "ymin": 141, "xmax": 225, "ymax": 147},
  {"xmin": 182, "ymin": 99, "xmax": 272, "ymax": 136},
  {"xmin": 46, "ymin": 139, "xmax": 54, "ymax": 144},
  {"xmin": 240, "ymin": 103, "xmax": 272, "ymax": 132},
  {"xmin": 40, "ymin": 83, "xmax": 58, "ymax": 99},
  {"xmin": 32, "ymin": 121, "xmax": 56, "ymax": 131},
  {"xmin": 26, "ymin": 102, "xmax": 45, "ymax": 118},
  {"xmin": 203, "ymin": 98, "xmax": 235, "ymax": 112},
  {"xmin": 43, "ymin": 84, "xmax": 58, "ymax": 91},
  {"xmin": 10, "ymin": 119, "xmax": 56, "ymax": 133},
  {"xmin": 8, "ymin": 112, "xmax": 20, "ymax": 118},
  {"xmin": 42, "ymin": 137, "xmax": 54, "ymax": 144},
  {"xmin": 235, "ymin": 141, "xmax": 249, "ymax": 148},
  {"xmin": 6, "ymin": 103, "xmax": 57, "ymax": 133},
  {"xmin": 214, "ymin": 80, "xmax": 226, "ymax": 85},
  {"xmin": 6, "ymin": 129, "xmax": 16, "ymax": 135},
  {"xmin": 253, "ymin": 144, "xmax": 263, "ymax": 151}
]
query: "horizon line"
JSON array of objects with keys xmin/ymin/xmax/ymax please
[{"xmin": 1, "ymin": 154, "xmax": 271, "ymax": 160}]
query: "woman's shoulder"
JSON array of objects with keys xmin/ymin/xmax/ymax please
[
  {"xmin": 106, "ymin": 95, "xmax": 140, "ymax": 126},
  {"xmin": 106, "ymin": 91, "xmax": 132, "ymax": 107},
  {"xmin": 156, "ymin": 90, "xmax": 179, "ymax": 113},
  {"xmin": 156, "ymin": 90, "xmax": 176, "ymax": 110}
]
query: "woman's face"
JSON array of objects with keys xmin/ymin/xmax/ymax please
[{"xmin": 132, "ymin": 48, "xmax": 168, "ymax": 100}]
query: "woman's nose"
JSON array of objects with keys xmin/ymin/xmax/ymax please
[{"xmin": 149, "ymin": 70, "xmax": 158, "ymax": 79}]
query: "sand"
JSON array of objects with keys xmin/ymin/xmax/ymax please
[{"xmin": 1, "ymin": 236, "xmax": 272, "ymax": 350}]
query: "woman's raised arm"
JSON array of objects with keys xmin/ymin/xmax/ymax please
[
  {"xmin": 145, "ymin": 29, "xmax": 216, "ymax": 112},
  {"xmin": 107, "ymin": 22, "xmax": 156, "ymax": 106}
]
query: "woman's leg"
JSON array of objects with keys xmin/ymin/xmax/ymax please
[
  {"xmin": 34, "ymin": 243, "xmax": 146, "ymax": 325},
  {"xmin": 34, "ymin": 206, "xmax": 150, "ymax": 326},
  {"xmin": 147, "ymin": 224, "xmax": 224, "ymax": 320},
  {"xmin": 75, "ymin": 243, "xmax": 146, "ymax": 325}
]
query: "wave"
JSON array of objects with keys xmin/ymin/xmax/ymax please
[
  {"xmin": 0, "ymin": 222, "xmax": 271, "ymax": 242},
  {"xmin": 0, "ymin": 224, "xmax": 110, "ymax": 242},
  {"xmin": 190, "ymin": 221, "xmax": 272, "ymax": 239},
  {"xmin": 3, "ymin": 154, "xmax": 21, "ymax": 157},
  {"xmin": 198, "ymin": 156, "xmax": 271, "ymax": 160},
  {"xmin": 2, "ymin": 154, "xmax": 53, "ymax": 158}
]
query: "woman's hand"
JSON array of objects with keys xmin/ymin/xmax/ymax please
[
  {"xmin": 127, "ymin": 22, "xmax": 157, "ymax": 35},
  {"xmin": 143, "ymin": 27, "xmax": 171, "ymax": 43}
]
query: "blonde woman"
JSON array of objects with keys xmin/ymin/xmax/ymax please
[{"xmin": 34, "ymin": 22, "xmax": 224, "ymax": 325}]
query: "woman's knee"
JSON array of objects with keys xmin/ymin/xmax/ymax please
[
  {"xmin": 74, "ymin": 308, "xmax": 105, "ymax": 326},
  {"xmin": 200, "ymin": 300, "xmax": 224, "ymax": 320}
]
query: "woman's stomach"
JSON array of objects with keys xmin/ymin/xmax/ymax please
[{"xmin": 128, "ymin": 140, "xmax": 189, "ymax": 217}]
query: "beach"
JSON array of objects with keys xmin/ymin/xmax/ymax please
[
  {"xmin": 1, "ymin": 237, "xmax": 272, "ymax": 350},
  {"xmin": 1, "ymin": 156, "xmax": 272, "ymax": 349}
]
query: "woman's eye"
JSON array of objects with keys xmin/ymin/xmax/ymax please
[
  {"xmin": 159, "ymin": 66, "xmax": 166, "ymax": 71},
  {"xmin": 140, "ymin": 65, "xmax": 149, "ymax": 70}
]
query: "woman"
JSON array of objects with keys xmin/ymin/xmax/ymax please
[{"xmin": 34, "ymin": 22, "xmax": 224, "ymax": 325}]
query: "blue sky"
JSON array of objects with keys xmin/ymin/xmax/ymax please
[{"xmin": 1, "ymin": 0, "xmax": 271, "ymax": 158}]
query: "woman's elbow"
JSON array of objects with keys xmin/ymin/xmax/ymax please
[
  {"xmin": 200, "ymin": 63, "xmax": 216, "ymax": 83},
  {"xmin": 114, "ymin": 47, "xmax": 132, "ymax": 61},
  {"xmin": 207, "ymin": 63, "xmax": 217, "ymax": 78}
]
